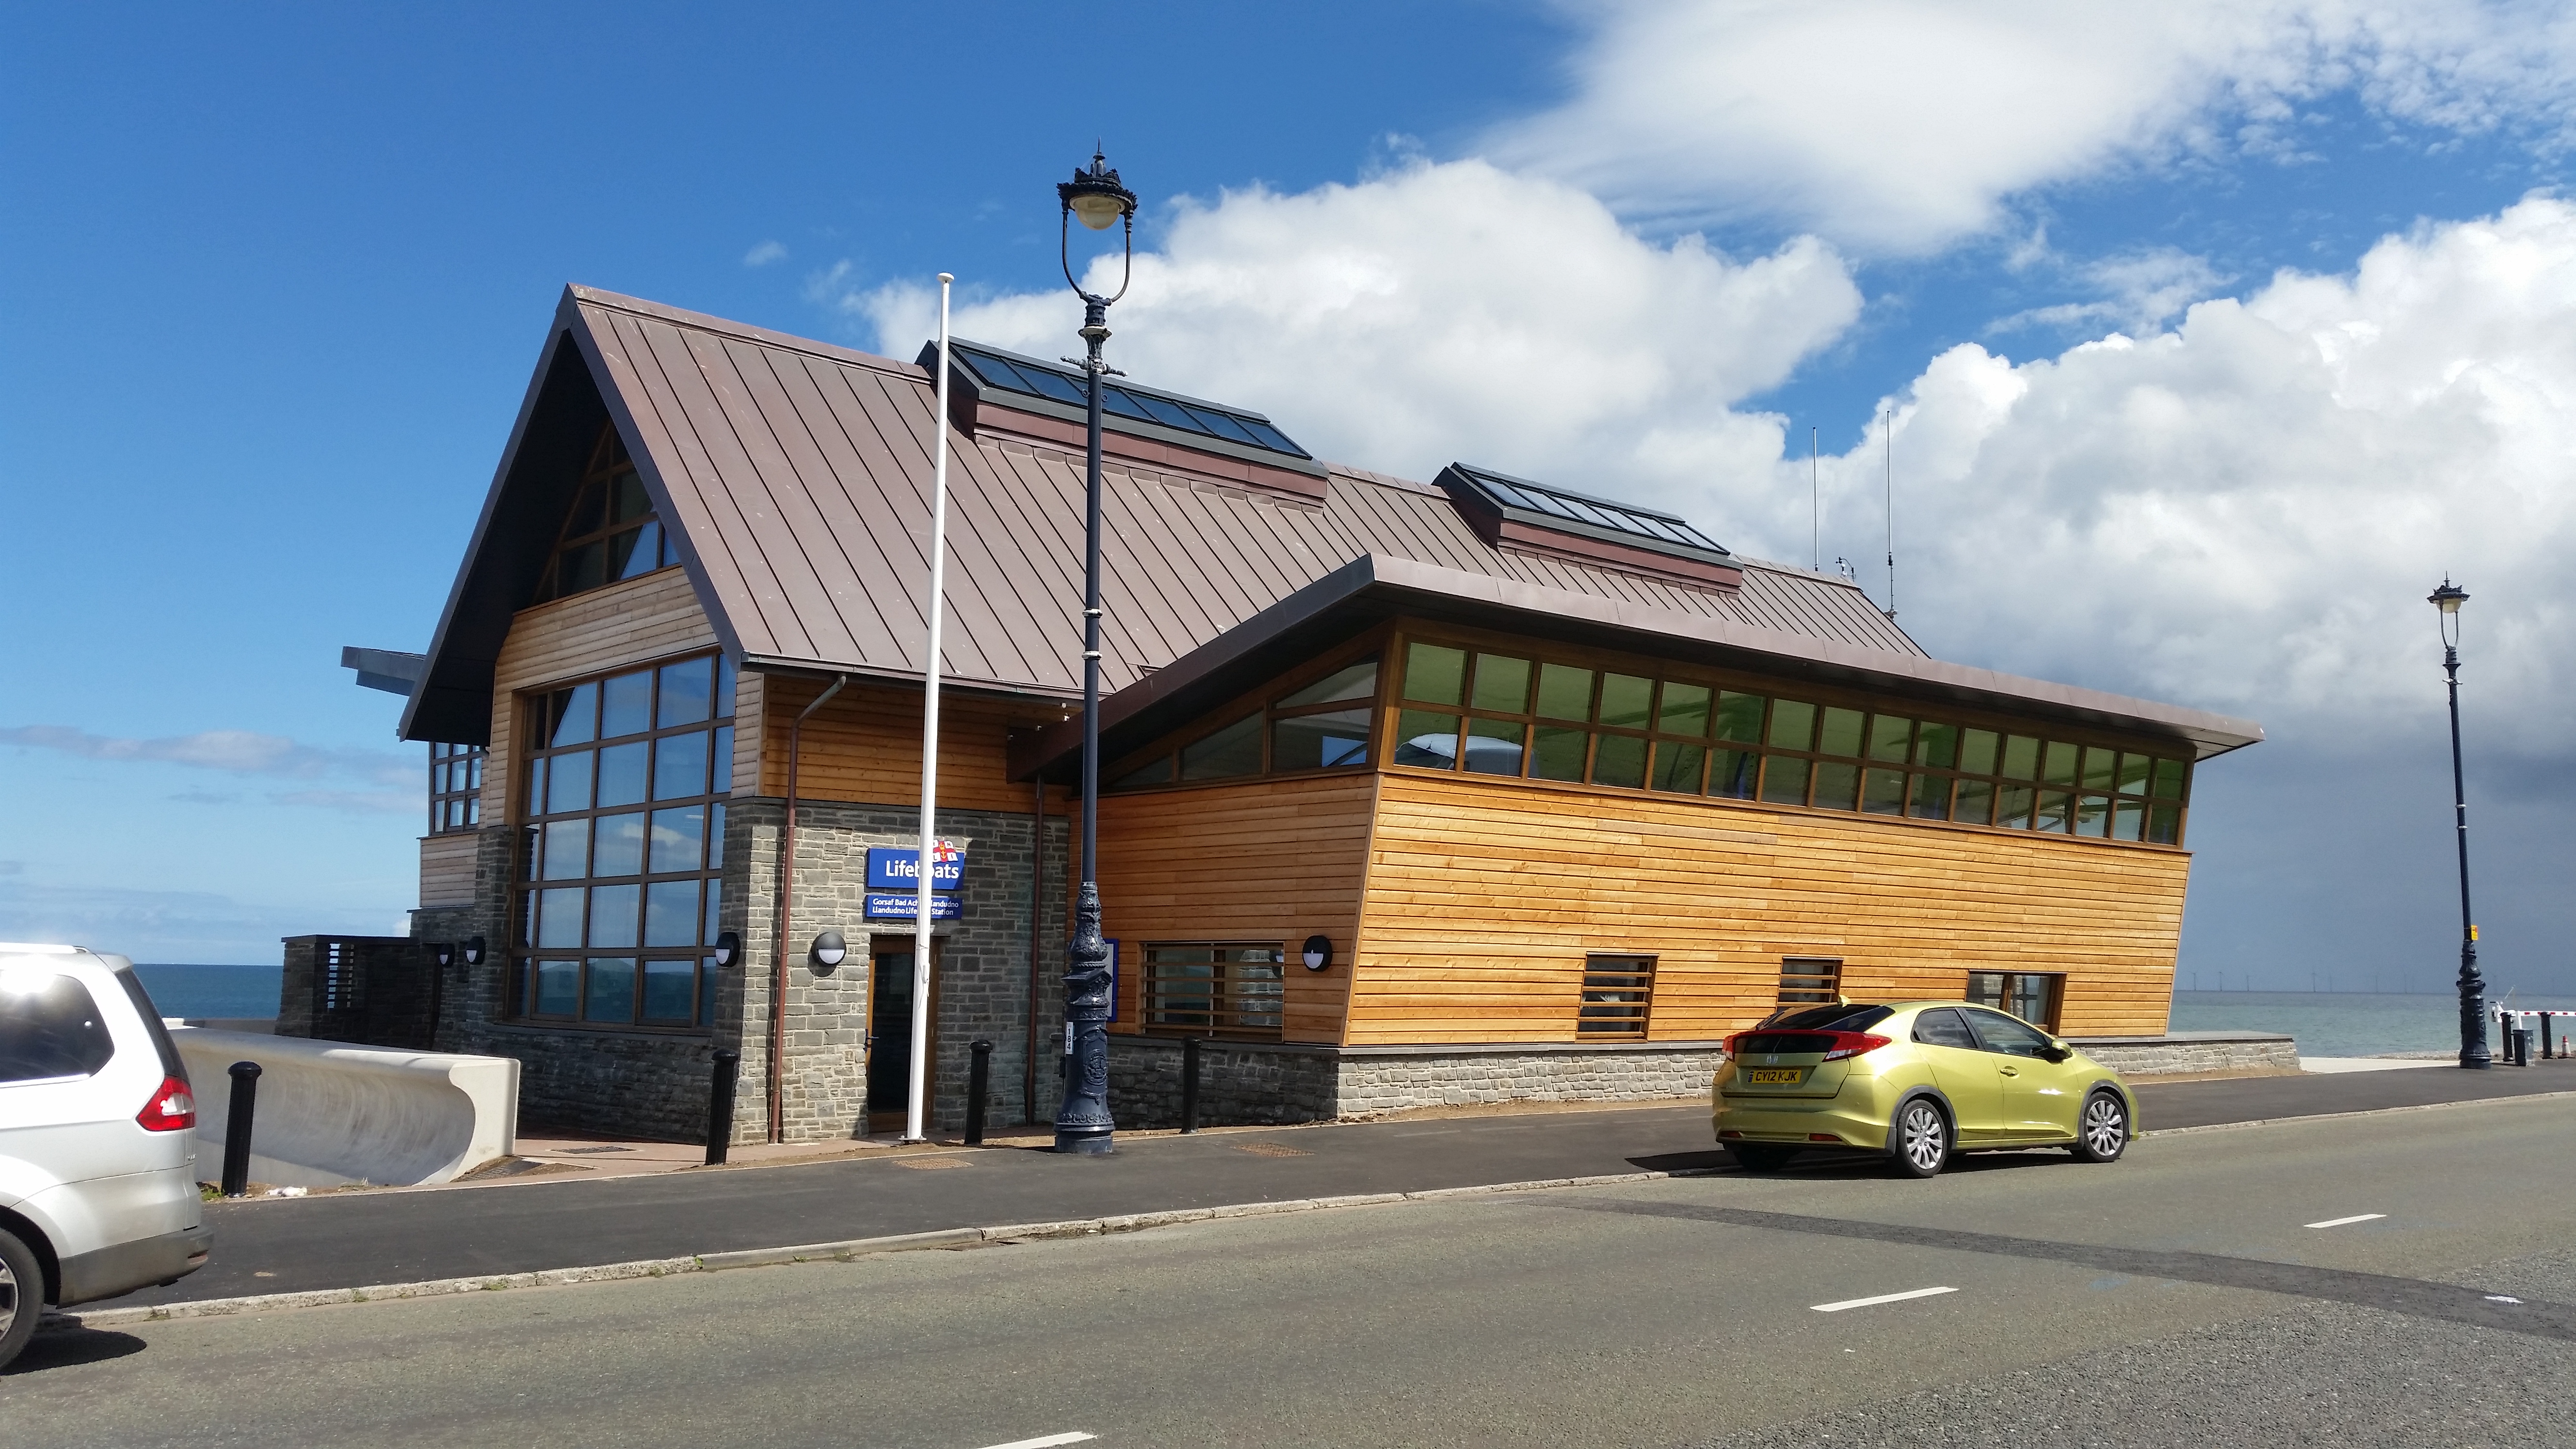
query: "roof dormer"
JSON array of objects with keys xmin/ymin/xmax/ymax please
[{"xmin": 1434, "ymin": 463, "xmax": 1742, "ymax": 593}]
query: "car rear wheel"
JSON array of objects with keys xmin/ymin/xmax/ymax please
[
  {"xmin": 1728, "ymin": 1143, "xmax": 1798, "ymax": 1173},
  {"xmin": 2072, "ymin": 1091, "xmax": 2130, "ymax": 1163},
  {"xmin": 0, "ymin": 1225, "xmax": 42, "ymax": 1371},
  {"xmin": 1888, "ymin": 1098, "xmax": 1949, "ymax": 1179}
]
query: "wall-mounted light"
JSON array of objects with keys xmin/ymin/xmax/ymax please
[
  {"xmin": 432, "ymin": 942, "xmax": 455, "ymax": 969},
  {"xmin": 810, "ymin": 930, "xmax": 847, "ymax": 969},
  {"xmin": 1301, "ymin": 934, "xmax": 1333, "ymax": 972},
  {"xmin": 462, "ymin": 936, "xmax": 485, "ymax": 966},
  {"xmin": 713, "ymin": 931, "xmax": 741, "ymax": 969}
]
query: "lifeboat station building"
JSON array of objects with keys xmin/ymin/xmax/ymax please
[{"xmin": 353, "ymin": 286, "xmax": 2261, "ymax": 1146}]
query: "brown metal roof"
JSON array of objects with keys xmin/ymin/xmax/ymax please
[
  {"xmin": 402, "ymin": 286, "xmax": 2245, "ymax": 757},
  {"xmin": 1012, "ymin": 554, "xmax": 2265, "ymax": 780}
]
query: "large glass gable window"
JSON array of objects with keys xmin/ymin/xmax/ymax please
[
  {"xmin": 535, "ymin": 424, "xmax": 679, "ymax": 604},
  {"xmin": 511, "ymin": 653, "xmax": 736, "ymax": 1030}
]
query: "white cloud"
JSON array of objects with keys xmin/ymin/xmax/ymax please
[
  {"xmin": 0, "ymin": 724, "xmax": 414, "ymax": 788},
  {"xmin": 270, "ymin": 789, "xmax": 417, "ymax": 815},
  {"xmin": 847, "ymin": 158, "xmax": 1862, "ymax": 499},
  {"xmin": 1991, "ymin": 248, "xmax": 2231, "ymax": 338},
  {"xmin": 1814, "ymin": 195, "xmax": 2576, "ymax": 756},
  {"xmin": 0, "ymin": 877, "xmax": 386, "ymax": 965},
  {"xmin": 1494, "ymin": 0, "xmax": 2576, "ymax": 252},
  {"xmin": 743, "ymin": 240, "xmax": 789, "ymax": 267}
]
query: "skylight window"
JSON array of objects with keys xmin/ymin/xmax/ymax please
[
  {"xmin": 1435, "ymin": 463, "xmax": 1733, "ymax": 570},
  {"xmin": 944, "ymin": 339, "xmax": 1313, "ymax": 463}
]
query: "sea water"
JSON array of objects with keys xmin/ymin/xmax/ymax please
[
  {"xmin": 2170, "ymin": 989, "xmax": 2576, "ymax": 1057},
  {"xmin": 130, "ymin": 963, "xmax": 285, "ymax": 1021}
]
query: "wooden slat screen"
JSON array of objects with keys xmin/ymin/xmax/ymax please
[
  {"xmin": 1578, "ymin": 955, "xmax": 1654, "ymax": 1037},
  {"xmin": 1778, "ymin": 956, "xmax": 1841, "ymax": 1005}
]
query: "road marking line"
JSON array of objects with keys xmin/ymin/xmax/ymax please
[
  {"xmin": 973, "ymin": 1434, "xmax": 1096, "ymax": 1449},
  {"xmin": 2304, "ymin": 1213, "xmax": 2387, "ymax": 1229},
  {"xmin": 1811, "ymin": 1286, "xmax": 1956, "ymax": 1313}
]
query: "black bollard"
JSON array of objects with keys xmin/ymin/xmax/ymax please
[
  {"xmin": 1180, "ymin": 1035, "xmax": 1202, "ymax": 1134},
  {"xmin": 2514, "ymin": 1029, "xmax": 2532, "ymax": 1067},
  {"xmin": 704, "ymin": 1048, "xmax": 741, "ymax": 1166},
  {"xmin": 2543, "ymin": 1014, "xmax": 2556, "ymax": 1061},
  {"xmin": 220, "ymin": 1061, "xmax": 262, "ymax": 1198},
  {"xmin": 966, "ymin": 1039, "xmax": 993, "ymax": 1145}
]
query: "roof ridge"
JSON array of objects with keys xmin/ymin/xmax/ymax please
[{"xmin": 566, "ymin": 285, "xmax": 923, "ymax": 383}]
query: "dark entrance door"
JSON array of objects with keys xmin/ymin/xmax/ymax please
[{"xmin": 867, "ymin": 944, "xmax": 937, "ymax": 1134}]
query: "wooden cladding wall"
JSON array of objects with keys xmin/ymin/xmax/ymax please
[
  {"xmin": 756, "ymin": 675, "xmax": 1068, "ymax": 815},
  {"xmin": 1094, "ymin": 773, "xmax": 1376, "ymax": 1045},
  {"xmin": 1352, "ymin": 772, "xmax": 2190, "ymax": 1046},
  {"xmin": 485, "ymin": 566, "xmax": 721, "ymax": 823},
  {"xmin": 419, "ymin": 833, "xmax": 480, "ymax": 908}
]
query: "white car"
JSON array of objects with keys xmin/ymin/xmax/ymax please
[{"xmin": 0, "ymin": 943, "xmax": 210, "ymax": 1368}]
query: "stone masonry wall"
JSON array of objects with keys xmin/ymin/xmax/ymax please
[
  {"xmin": 725, "ymin": 797, "xmax": 1066, "ymax": 1143},
  {"xmin": 1095, "ymin": 1038, "xmax": 1723, "ymax": 1128},
  {"xmin": 2071, "ymin": 1032, "xmax": 2300, "ymax": 1076},
  {"xmin": 1106, "ymin": 1038, "xmax": 1340, "ymax": 1128},
  {"xmin": 1332, "ymin": 1043, "xmax": 1728, "ymax": 1117}
]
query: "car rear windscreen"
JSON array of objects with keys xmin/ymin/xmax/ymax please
[
  {"xmin": 1, "ymin": 970, "xmax": 117, "ymax": 1083},
  {"xmin": 1755, "ymin": 1004, "xmax": 1893, "ymax": 1034}
]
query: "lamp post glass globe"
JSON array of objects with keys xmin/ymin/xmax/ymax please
[{"xmin": 1059, "ymin": 149, "xmax": 1137, "ymax": 232}]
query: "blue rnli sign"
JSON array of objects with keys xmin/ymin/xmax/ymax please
[
  {"xmin": 866, "ymin": 842, "xmax": 964, "ymax": 892},
  {"xmin": 865, "ymin": 892, "xmax": 962, "ymax": 921}
]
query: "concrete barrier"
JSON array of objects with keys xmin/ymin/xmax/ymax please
[{"xmin": 169, "ymin": 1029, "xmax": 519, "ymax": 1188}]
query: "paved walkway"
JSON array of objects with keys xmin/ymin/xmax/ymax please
[{"xmin": 121, "ymin": 1056, "xmax": 2576, "ymax": 1309}]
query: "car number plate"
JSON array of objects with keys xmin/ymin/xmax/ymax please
[{"xmin": 1745, "ymin": 1068, "xmax": 1803, "ymax": 1085}]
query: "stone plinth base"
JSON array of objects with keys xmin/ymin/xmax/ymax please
[
  {"xmin": 1106, "ymin": 1037, "xmax": 1728, "ymax": 1129},
  {"xmin": 2068, "ymin": 1030, "xmax": 2300, "ymax": 1077}
]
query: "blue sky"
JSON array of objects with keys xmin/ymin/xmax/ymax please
[{"xmin": 6, "ymin": 3, "xmax": 2574, "ymax": 994}]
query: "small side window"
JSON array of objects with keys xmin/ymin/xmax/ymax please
[
  {"xmin": 0, "ymin": 969, "xmax": 118, "ymax": 1084},
  {"xmin": 1911, "ymin": 1007, "xmax": 1979, "ymax": 1050}
]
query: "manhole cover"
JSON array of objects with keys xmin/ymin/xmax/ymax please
[
  {"xmin": 895, "ymin": 1156, "xmax": 968, "ymax": 1170},
  {"xmin": 556, "ymin": 1145, "xmax": 636, "ymax": 1156},
  {"xmin": 1232, "ymin": 1142, "xmax": 1310, "ymax": 1158}
]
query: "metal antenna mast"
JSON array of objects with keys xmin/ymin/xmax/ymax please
[
  {"xmin": 1810, "ymin": 426, "xmax": 1819, "ymax": 571},
  {"xmin": 1883, "ymin": 407, "xmax": 1897, "ymax": 623}
]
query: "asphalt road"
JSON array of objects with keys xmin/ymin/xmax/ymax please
[
  {"xmin": 108, "ymin": 1057, "xmax": 2576, "ymax": 1307},
  {"xmin": 4, "ymin": 1088, "xmax": 2570, "ymax": 1448}
]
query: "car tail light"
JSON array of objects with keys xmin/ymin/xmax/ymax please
[
  {"xmin": 1819, "ymin": 1032, "xmax": 1892, "ymax": 1062},
  {"xmin": 138, "ymin": 1075, "xmax": 196, "ymax": 1132}
]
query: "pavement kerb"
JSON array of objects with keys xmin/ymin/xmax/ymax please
[
  {"xmin": 45, "ymin": 1169, "xmax": 1713, "ymax": 1333},
  {"xmin": 2139, "ymin": 1086, "xmax": 2576, "ymax": 1138},
  {"xmin": 46, "ymin": 1089, "xmax": 2574, "ymax": 1334}
]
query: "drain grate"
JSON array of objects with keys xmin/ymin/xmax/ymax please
[
  {"xmin": 1232, "ymin": 1142, "xmax": 1311, "ymax": 1158},
  {"xmin": 555, "ymin": 1145, "xmax": 636, "ymax": 1156}
]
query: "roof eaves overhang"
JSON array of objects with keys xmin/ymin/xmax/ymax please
[
  {"xmin": 399, "ymin": 286, "xmax": 754, "ymax": 745},
  {"xmin": 400, "ymin": 294, "xmax": 605, "ymax": 745},
  {"xmin": 1009, "ymin": 554, "xmax": 2264, "ymax": 781}
]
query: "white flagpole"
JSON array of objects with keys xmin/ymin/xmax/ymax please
[{"xmin": 905, "ymin": 273, "xmax": 953, "ymax": 1144}]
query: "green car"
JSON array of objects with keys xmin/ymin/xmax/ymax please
[{"xmin": 1712, "ymin": 1000, "xmax": 2137, "ymax": 1177}]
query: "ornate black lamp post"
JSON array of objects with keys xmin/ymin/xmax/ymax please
[
  {"xmin": 2430, "ymin": 578, "xmax": 2490, "ymax": 1070},
  {"xmin": 1054, "ymin": 149, "xmax": 1138, "ymax": 1154}
]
